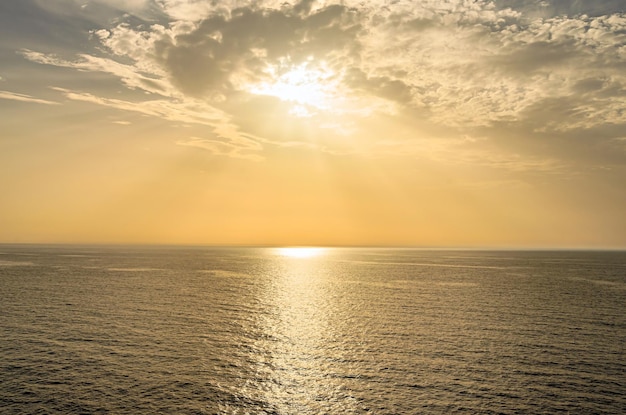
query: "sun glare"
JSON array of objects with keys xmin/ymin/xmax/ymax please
[
  {"xmin": 275, "ymin": 247, "xmax": 327, "ymax": 258},
  {"xmin": 249, "ymin": 63, "xmax": 336, "ymax": 116}
]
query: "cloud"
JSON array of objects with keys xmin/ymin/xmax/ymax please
[
  {"xmin": 51, "ymin": 87, "xmax": 224, "ymax": 122},
  {"xmin": 343, "ymin": 67, "xmax": 413, "ymax": 104},
  {"xmin": 51, "ymin": 87, "xmax": 265, "ymax": 157},
  {"xmin": 0, "ymin": 90, "xmax": 59, "ymax": 105},
  {"xmin": 176, "ymin": 136, "xmax": 263, "ymax": 161},
  {"xmin": 155, "ymin": 0, "xmax": 217, "ymax": 21},
  {"xmin": 95, "ymin": 0, "xmax": 149, "ymax": 10},
  {"xmin": 497, "ymin": 0, "xmax": 626, "ymax": 18},
  {"xmin": 16, "ymin": 0, "xmax": 626, "ymax": 166},
  {"xmin": 151, "ymin": 3, "xmax": 362, "ymax": 97},
  {"xmin": 363, "ymin": 5, "xmax": 626, "ymax": 129},
  {"xmin": 21, "ymin": 48, "xmax": 174, "ymax": 97},
  {"xmin": 70, "ymin": 0, "xmax": 150, "ymax": 13}
]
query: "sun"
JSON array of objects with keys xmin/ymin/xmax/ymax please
[{"xmin": 248, "ymin": 62, "xmax": 337, "ymax": 117}]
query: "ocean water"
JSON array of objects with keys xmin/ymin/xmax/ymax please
[{"xmin": 1, "ymin": 246, "xmax": 625, "ymax": 414}]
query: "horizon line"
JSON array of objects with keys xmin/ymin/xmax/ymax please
[{"xmin": 1, "ymin": 242, "xmax": 625, "ymax": 251}]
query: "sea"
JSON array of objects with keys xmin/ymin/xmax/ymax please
[{"xmin": 1, "ymin": 245, "xmax": 625, "ymax": 414}]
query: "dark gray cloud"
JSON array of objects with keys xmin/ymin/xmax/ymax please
[
  {"xmin": 1, "ymin": 0, "xmax": 164, "ymax": 49},
  {"xmin": 343, "ymin": 67, "xmax": 413, "ymax": 103},
  {"xmin": 495, "ymin": 0, "xmax": 626, "ymax": 18},
  {"xmin": 472, "ymin": 94, "xmax": 626, "ymax": 171},
  {"xmin": 0, "ymin": 1, "xmax": 88, "ymax": 53},
  {"xmin": 491, "ymin": 39, "xmax": 580, "ymax": 75}
]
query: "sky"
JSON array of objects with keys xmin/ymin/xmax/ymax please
[{"xmin": 1, "ymin": 0, "xmax": 625, "ymax": 248}]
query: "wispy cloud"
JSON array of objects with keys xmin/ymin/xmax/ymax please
[
  {"xmin": 48, "ymin": 86, "xmax": 266, "ymax": 159},
  {"xmin": 0, "ymin": 90, "xmax": 59, "ymax": 105},
  {"xmin": 51, "ymin": 87, "xmax": 225, "ymax": 124},
  {"xmin": 176, "ymin": 136, "xmax": 263, "ymax": 161},
  {"xmin": 70, "ymin": 0, "xmax": 150, "ymax": 13},
  {"xmin": 21, "ymin": 49, "xmax": 174, "ymax": 97}
]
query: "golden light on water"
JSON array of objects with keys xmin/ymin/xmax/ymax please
[
  {"xmin": 274, "ymin": 247, "xmax": 327, "ymax": 258},
  {"xmin": 259, "ymin": 244, "xmax": 345, "ymax": 412}
]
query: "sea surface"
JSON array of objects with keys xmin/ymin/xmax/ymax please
[{"xmin": 1, "ymin": 245, "xmax": 625, "ymax": 414}]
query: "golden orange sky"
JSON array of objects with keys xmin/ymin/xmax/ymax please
[{"xmin": 1, "ymin": 0, "xmax": 626, "ymax": 248}]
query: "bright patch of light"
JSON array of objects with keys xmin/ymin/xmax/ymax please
[
  {"xmin": 249, "ymin": 63, "xmax": 336, "ymax": 116},
  {"xmin": 289, "ymin": 104, "xmax": 312, "ymax": 117},
  {"xmin": 275, "ymin": 247, "xmax": 327, "ymax": 258}
]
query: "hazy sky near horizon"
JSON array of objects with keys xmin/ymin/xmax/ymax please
[{"xmin": 1, "ymin": 0, "xmax": 626, "ymax": 247}]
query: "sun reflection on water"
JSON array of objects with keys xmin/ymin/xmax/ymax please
[
  {"xmin": 246, "ymin": 246, "xmax": 360, "ymax": 412},
  {"xmin": 274, "ymin": 247, "xmax": 327, "ymax": 258}
]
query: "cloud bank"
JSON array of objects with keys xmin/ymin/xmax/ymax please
[{"xmin": 17, "ymin": 0, "xmax": 626, "ymax": 165}]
